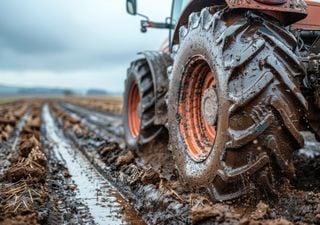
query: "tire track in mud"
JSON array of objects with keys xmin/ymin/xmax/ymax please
[
  {"xmin": 0, "ymin": 108, "xmax": 31, "ymax": 177},
  {"xmin": 56, "ymin": 101, "xmax": 320, "ymax": 224},
  {"xmin": 60, "ymin": 102, "xmax": 124, "ymax": 145},
  {"xmin": 10, "ymin": 109, "xmax": 32, "ymax": 149},
  {"xmin": 1, "ymin": 100, "xmax": 320, "ymax": 224},
  {"xmin": 42, "ymin": 104, "xmax": 145, "ymax": 225},
  {"xmin": 51, "ymin": 102, "xmax": 193, "ymax": 224}
]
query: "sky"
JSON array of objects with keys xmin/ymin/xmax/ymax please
[{"xmin": 0, "ymin": 0, "xmax": 172, "ymax": 92}]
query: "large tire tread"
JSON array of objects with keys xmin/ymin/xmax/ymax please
[
  {"xmin": 169, "ymin": 8, "xmax": 307, "ymax": 201},
  {"xmin": 123, "ymin": 59, "xmax": 162, "ymax": 148}
]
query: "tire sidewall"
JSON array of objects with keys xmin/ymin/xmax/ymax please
[
  {"xmin": 168, "ymin": 20, "xmax": 230, "ymax": 187},
  {"xmin": 123, "ymin": 67, "xmax": 141, "ymax": 149}
]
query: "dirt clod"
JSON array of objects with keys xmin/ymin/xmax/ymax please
[
  {"xmin": 99, "ymin": 143, "xmax": 119, "ymax": 156},
  {"xmin": 5, "ymin": 166, "xmax": 45, "ymax": 183},
  {"xmin": 63, "ymin": 169, "xmax": 71, "ymax": 178},
  {"xmin": 116, "ymin": 150, "xmax": 134, "ymax": 167},
  {"xmin": 141, "ymin": 168, "xmax": 160, "ymax": 185},
  {"xmin": 191, "ymin": 204, "xmax": 223, "ymax": 224},
  {"xmin": 0, "ymin": 213, "xmax": 39, "ymax": 225},
  {"xmin": 251, "ymin": 201, "xmax": 269, "ymax": 220},
  {"xmin": 19, "ymin": 136, "xmax": 39, "ymax": 157}
]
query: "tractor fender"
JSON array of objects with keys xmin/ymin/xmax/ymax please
[
  {"xmin": 171, "ymin": 0, "xmax": 307, "ymax": 47},
  {"xmin": 226, "ymin": 0, "xmax": 307, "ymax": 25},
  {"xmin": 138, "ymin": 51, "xmax": 172, "ymax": 125}
]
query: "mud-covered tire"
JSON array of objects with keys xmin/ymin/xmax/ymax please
[
  {"xmin": 123, "ymin": 59, "xmax": 163, "ymax": 149},
  {"xmin": 168, "ymin": 8, "xmax": 307, "ymax": 201}
]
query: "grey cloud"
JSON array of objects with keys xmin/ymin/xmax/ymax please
[{"xmin": 0, "ymin": 0, "xmax": 171, "ymax": 71}]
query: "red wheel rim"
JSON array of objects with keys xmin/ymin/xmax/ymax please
[
  {"xmin": 178, "ymin": 56, "xmax": 217, "ymax": 162},
  {"xmin": 128, "ymin": 82, "xmax": 141, "ymax": 138}
]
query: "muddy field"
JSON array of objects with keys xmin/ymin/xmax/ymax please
[{"xmin": 0, "ymin": 98, "xmax": 320, "ymax": 225}]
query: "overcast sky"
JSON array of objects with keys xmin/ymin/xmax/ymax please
[{"xmin": 0, "ymin": 0, "xmax": 171, "ymax": 92}]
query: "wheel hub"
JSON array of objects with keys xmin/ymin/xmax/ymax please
[
  {"xmin": 178, "ymin": 56, "xmax": 218, "ymax": 162},
  {"xmin": 202, "ymin": 88, "xmax": 218, "ymax": 126},
  {"xmin": 128, "ymin": 82, "xmax": 141, "ymax": 138}
]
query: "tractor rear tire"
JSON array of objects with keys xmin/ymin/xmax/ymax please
[
  {"xmin": 168, "ymin": 8, "xmax": 307, "ymax": 201},
  {"xmin": 123, "ymin": 59, "xmax": 163, "ymax": 149}
]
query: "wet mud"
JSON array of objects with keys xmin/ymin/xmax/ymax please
[
  {"xmin": 0, "ymin": 99, "xmax": 320, "ymax": 224},
  {"xmin": 43, "ymin": 104, "xmax": 144, "ymax": 225},
  {"xmin": 63, "ymin": 96, "xmax": 122, "ymax": 115}
]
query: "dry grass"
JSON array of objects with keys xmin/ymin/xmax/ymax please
[
  {"xmin": 0, "ymin": 180, "xmax": 46, "ymax": 214},
  {"xmin": 0, "ymin": 105, "xmax": 47, "ymax": 224}
]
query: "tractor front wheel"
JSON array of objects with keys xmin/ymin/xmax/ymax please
[{"xmin": 168, "ymin": 8, "xmax": 307, "ymax": 200}]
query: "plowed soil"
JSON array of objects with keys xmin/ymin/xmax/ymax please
[{"xmin": 0, "ymin": 98, "xmax": 319, "ymax": 225}]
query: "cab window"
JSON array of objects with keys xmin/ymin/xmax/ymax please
[{"xmin": 172, "ymin": 0, "xmax": 189, "ymax": 26}]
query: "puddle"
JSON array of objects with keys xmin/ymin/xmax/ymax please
[{"xmin": 42, "ymin": 104, "xmax": 144, "ymax": 225}]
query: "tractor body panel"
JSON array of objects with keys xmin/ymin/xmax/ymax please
[
  {"xmin": 225, "ymin": 0, "xmax": 307, "ymax": 25},
  {"xmin": 170, "ymin": 0, "xmax": 309, "ymax": 48},
  {"xmin": 292, "ymin": 0, "xmax": 320, "ymax": 30}
]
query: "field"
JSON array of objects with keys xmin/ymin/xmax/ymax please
[{"xmin": 0, "ymin": 98, "xmax": 319, "ymax": 225}]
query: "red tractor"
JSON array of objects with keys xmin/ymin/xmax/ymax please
[{"xmin": 124, "ymin": 0, "xmax": 320, "ymax": 200}]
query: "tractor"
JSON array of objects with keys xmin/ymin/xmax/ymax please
[{"xmin": 123, "ymin": 0, "xmax": 320, "ymax": 201}]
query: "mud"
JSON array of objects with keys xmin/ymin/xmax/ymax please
[
  {"xmin": 0, "ymin": 98, "xmax": 320, "ymax": 225},
  {"xmin": 0, "ymin": 103, "xmax": 48, "ymax": 225},
  {"xmin": 42, "ymin": 104, "xmax": 144, "ymax": 225},
  {"xmin": 63, "ymin": 96, "xmax": 122, "ymax": 115},
  {"xmin": 0, "ymin": 101, "xmax": 28, "ymax": 144}
]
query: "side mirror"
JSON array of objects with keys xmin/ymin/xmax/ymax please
[{"xmin": 126, "ymin": 0, "xmax": 137, "ymax": 15}]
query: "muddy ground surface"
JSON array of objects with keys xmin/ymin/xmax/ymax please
[{"xmin": 0, "ymin": 98, "xmax": 320, "ymax": 225}]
